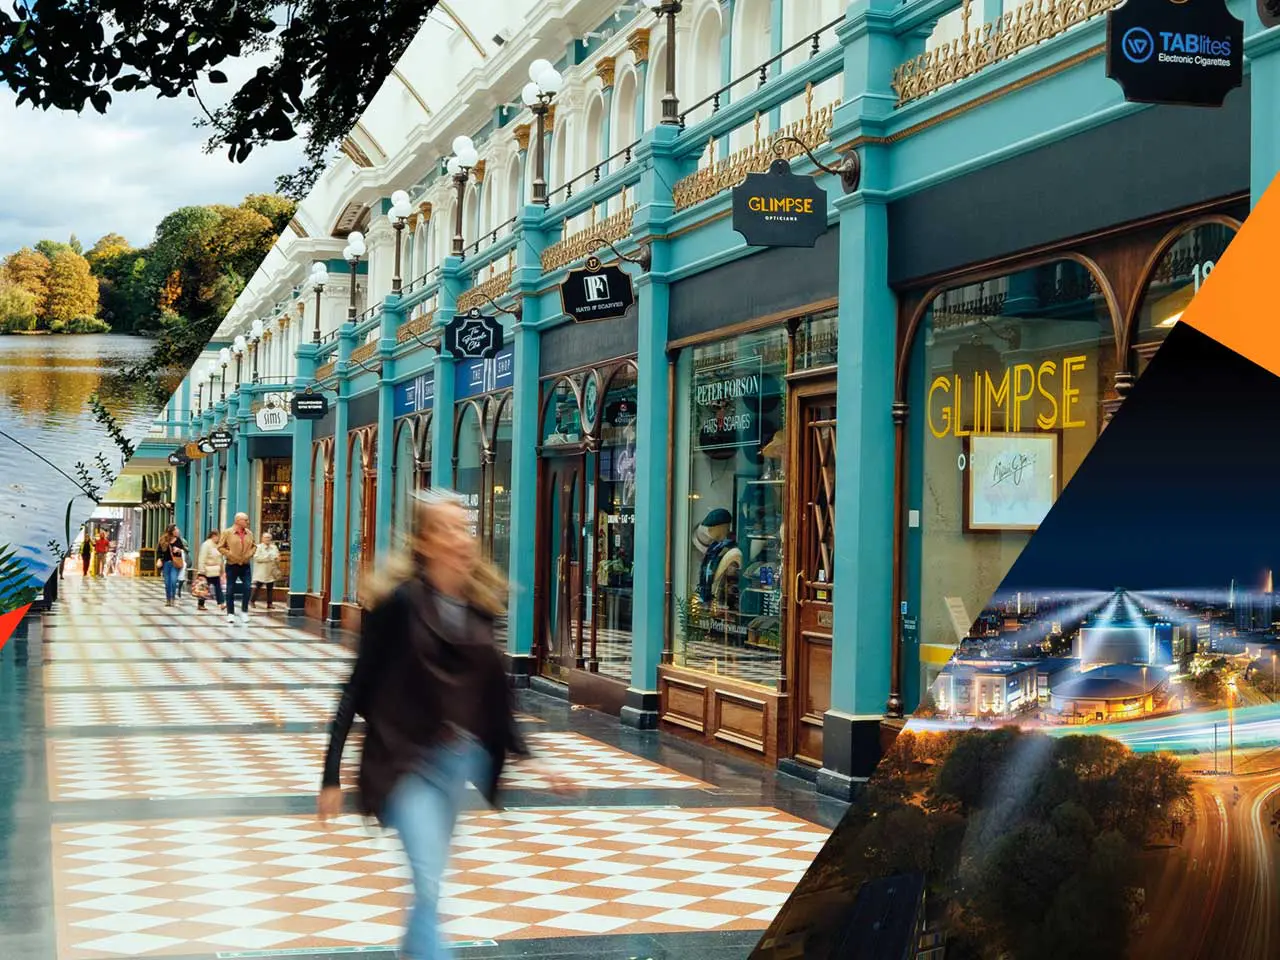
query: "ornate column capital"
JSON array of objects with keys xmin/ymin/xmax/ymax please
[
  {"xmin": 628, "ymin": 28, "xmax": 651, "ymax": 64},
  {"xmin": 596, "ymin": 56, "xmax": 617, "ymax": 88},
  {"xmin": 513, "ymin": 123, "xmax": 532, "ymax": 152},
  {"xmin": 472, "ymin": 159, "xmax": 487, "ymax": 183},
  {"xmin": 418, "ymin": 201, "xmax": 433, "ymax": 221}
]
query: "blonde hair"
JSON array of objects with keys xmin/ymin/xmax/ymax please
[{"xmin": 361, "ymin": 488, "xmax": 508, "ymax": 616}]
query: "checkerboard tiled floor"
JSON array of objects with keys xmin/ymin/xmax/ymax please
[
  {"xmin": 47, "ymin": 731, "xmax": 711, "ymax": 801},
  {"xmin": 51, "ymin": 808, "xmax": 822, "ymax": 958},
  {"xmin": 19, "ymin": 576, "xmax": 830, "ymax": 960}
]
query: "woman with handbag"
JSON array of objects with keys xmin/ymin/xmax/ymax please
[
  {"xmin": 197, "ymin": 530, "xmax": 226, "ymax": 612},
  {"xmin": 156, "ymin": 524, "xmax": 188, "ymax": 607}
]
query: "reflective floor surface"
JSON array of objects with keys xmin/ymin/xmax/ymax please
[{"xmin": 1, "ymin": 576, "xmax": 846, "ymax": 960}]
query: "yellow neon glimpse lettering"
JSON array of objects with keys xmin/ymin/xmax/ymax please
[
  {"xmin": 1062, "ymin": 355, "xmax": 1086, "ymax": 428},
  {"xmin": 1011, "ymin": 364, "xmax": 1034, "ymax": 433},
  {"xmin": 926, "ymin": 355, "xmax": 1091, "ymax": 438},
  {"xmin": 928, "ymin": 377, "xmax": 951, "ymax": 438},
  {"xmin": 1036, "ymin": 360, "xmax": 1059, "ymax": 430},
  {"xmin": 983, "ymin": 369, "xmax": 1010, "ymax": 435}
]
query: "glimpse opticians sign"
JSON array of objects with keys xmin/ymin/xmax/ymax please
[
  {"xmin": 1106, "ymin": 0, "xmax": 1243, "ymax": 107},
  {"xmin": 731, "ymin": 158, "xmax": 827, "ymax": 248},
  {"xmin": 928, "ymin": 356, "xmax": 1090, "ymax": 439}
]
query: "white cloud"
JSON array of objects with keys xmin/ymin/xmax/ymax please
[{"xmin": 0, "ymin": 56, "xmax": 307, "ymax": 252}]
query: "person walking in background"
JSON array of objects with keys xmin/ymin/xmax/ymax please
[
  {"xmin": 92, "ymin": 530, "xmax": 109, "ymax": 577},
  {"xmin": 251, "ymin": 532, "xmax": 281, "ymax": 610},
  {"xmin": 218, "ymin": 512, "xmax": 256, "ymax": 626},
  {"xmin": 197, "ymin": 530, "xmax": 225, "ymax": 612},
  {"xmin": 156, "ymin": 525, "xmax": 187, "ymax": 606},
  {"xmin": 79, "ymin": 533, "xmax": 92, "ymax": 577},
  {"xmin": 317, "ymin": 489, "xmax": 568, "ymax": 960}
]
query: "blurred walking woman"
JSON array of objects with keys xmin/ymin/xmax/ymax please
[
  {"xmin": 318, "ymin": 490, "xmax": 533, "ymax": 960},
  {"xmin": 156, "ymin": 524, "xmax": 187, "ymax": 606}
]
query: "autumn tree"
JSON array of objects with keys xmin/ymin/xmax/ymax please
[
  {"xmin": 2, "ymin": 247, "xmax": 51, "ymax": 312},
  {"xmin": 44, "ymin": 249, "xmax": 100, "ymax": 325},
  {"xmin": 0, "ymin": 278, "xmax": 39, "ymax": 332}
]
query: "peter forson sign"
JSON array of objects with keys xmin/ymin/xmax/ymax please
[
  {"xmin": 1106, "ymin": 0, "xmax": 1243, "ymax": 107},
  {"xmin": 731, "ymin": 158, "xmax": 828, "ymax": 248}
]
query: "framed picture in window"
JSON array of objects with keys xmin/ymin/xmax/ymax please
[{"xmin": 962, "ymin": 431, "xmax": 1060, "ymax": 533}]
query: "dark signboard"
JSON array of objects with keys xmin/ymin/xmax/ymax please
[
  {"xmin": 561, "ymin": 256, "xmax": 635, "ymax": 323},
  {"xmin": 209, "ymin": 429, "xmax": 233, "ymax": 451},
  {"xmin": 394, "ymin": 372, "xmax": 435, "ymax": 418},
  {"xmin": 731, "ymin": 157, "xmax": 828, "ymax": 248},
  {"xmin": 455, "ymin": 343, "xmax": 515, "ymax": 400},
  {"xmin": 197, "ymin": 438, "xmax": 217, "ymax": 455},
  {"xmin": 1106, "ymin": 0, "xmax": 1243, "ymax": 107},
  {"xmin": 167, "ymin": 449, "xmax": 190, "ymax": 467},
  {"xmin": 444, "ymin": 307, "xmax": 503, "ymax": 360},
  {"xmin": 291, "ymin": 392, "xmax": 330, "ymax": 420}
]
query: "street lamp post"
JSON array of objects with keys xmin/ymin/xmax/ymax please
[
  {"xmin": 643, "ymin": 0, "xmax": 683, "ymax": 125},
  {"xmin": 195, "ymin": 382, "xmax": 204, "ymax": 418},
  {"xmin": 249, "ymin": 318, "xmax": 264, "ymax": 383},
  {"xmin": 342, "ymin": 231, "xmax": 366, "ymax": 322},
  {"xmin": 310, "ymin": 262, "xmax": 328, "ymax": 343},
  {"xmin": 205, "ymin": 360, "xmax": 217, "ymax": 409},
  {"xmin": 522, "ymin": 60, "xmax": 563, "ymax": 206},
  {"xmin": 388, "ymin": 191, "xmax": 413, "ymax": 294},
  {"xmin": 232, "ymin": 335, "xmax": 246, "ymax": 388},
  {"xmin": 218, "ymin": 348, "xmax": 231, "ymax": 401},
  {"xmin": 446, "ymin": 135, "xmax": 479, "ymax": 256}
]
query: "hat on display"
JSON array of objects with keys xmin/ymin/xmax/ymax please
[
  {"xmin": 701, "ymin": 508, "xmax": 733, "ymax": 529},
  {"xmin": 693, "ymin": 525, "xmax": 717, "ymax": 554}
]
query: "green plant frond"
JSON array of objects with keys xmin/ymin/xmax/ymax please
[{"xmin": 0, "ymin": 544, "xmax": 42, "ymax": 613}]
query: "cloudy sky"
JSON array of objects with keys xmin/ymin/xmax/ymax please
[{"xmin": 0, "ymin": 59, "xmax": 307, "ymax": 253}]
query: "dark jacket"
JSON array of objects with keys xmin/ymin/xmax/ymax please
[{"xmin": 321, "ymin": 576, "xmax": 527, "ymax": 823}]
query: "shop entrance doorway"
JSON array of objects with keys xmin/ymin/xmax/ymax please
[
  {"xmin": 786, "ymin": 382, "xmax": 837, "ymax": 768},
  {"xmin": 538, "ymin": 456, "xmax": 586, "ymax": 682}
]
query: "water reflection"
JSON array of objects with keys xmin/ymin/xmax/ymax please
[{"xmin": 0, "ymin": 335, "xmax": 165, "ymax": 581}]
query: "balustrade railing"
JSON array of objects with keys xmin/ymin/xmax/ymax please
[{"xmin": 546, "ymin": 138, "xmax": 642, "ymax": 208}]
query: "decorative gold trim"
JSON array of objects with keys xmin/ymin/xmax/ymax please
[
  {"xmin": 628, "ymin": 28, "xmax": 651, "ymax": 64},
  {"xmin": 339, "ymin": 137, "xmax": 373, "ymax": 169},
  {"xmin": 350, "ymin": 342, "xmax": 379, "ymax": 366},
  {"xmin": 596, "ymin": 56, "xmax": 617, "ymax": 88},
  {"xmin": 353, "ymin": 122, "xmax": 388, "ymax": 162},
  {"xmin": 891, "ymin": 0, "xmax": 1119, "ymax": 107},
  {"xmin": 457, "ymin": 254, "xmax": 515, "ymax": 311},
  {"xmin": 473, "ymin": 159, "xmax": 487, "ymax": 183},
  {"xmin": 287, "ymin": 217, "xmax": 308, "ymax": 238},
  {"xmin": 316, "ymin": 361, "xmax": 336, "ymax": 380},
  {"xmin": 397, "ymin": 311, "xmax": 437, "ymax": 344},
  {"xmin": 513, "ymin": 123, "xmax": 532, "ymax": 152},
  {"xmin": 540, "ymin": 194, "xmax": 637, "ymax": 273},
  {"xmin": 672, "ymin": 85, "xmax": 839, "ymax": 213},
  {"xmin": 419, "ymin": 201, "xmax": 433, "ymax": 221},
  {"xmin": 406, "ymin": 213, "xmax": 419, "ymax": 232}
]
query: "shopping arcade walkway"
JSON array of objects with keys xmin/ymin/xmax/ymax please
[{"xmin": 0, "ymin": 575, "xmax": 844, "ymax": 960}]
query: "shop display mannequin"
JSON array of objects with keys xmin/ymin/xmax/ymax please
[{"xmin": 692, "ymin": 508, "xmax": 742, "ymax": 609}]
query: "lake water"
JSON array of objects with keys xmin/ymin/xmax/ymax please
[{"xmin": 0, "ymin": 334, "xmax": 162, "ymax": 583}]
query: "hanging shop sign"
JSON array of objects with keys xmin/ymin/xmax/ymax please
[
  {"xmin": 731, "ymin": 158, "xmax": 828, "ymax": 248},
  {"xmin": 291, "ymin": 392, "xmax": 330, "ymax": 420},
  {"xmin": 183, "ymin": 442, "xmax": 205, "ymax": 460},
  {"xmin": 394, "ymin": 372, "xmax": 435, "ymax": 418},
  {"xmin": 694, "ymin": 356, "xmax": 765, "ymax": 454},
  {"xmin": 444, "ymin": 307, "xmax": 503, "ymax": 360},
  {"xmin": 167, "ymin": 449, "xmax": 190, "ymax": 467},
  {"xmin": 1106, "ymin": 0, "xmax": 1243, "ymax": 107},
  {"xmin": 255, "ymin": 403, "xmax": 289, "ymax": 432},
  {"xmin": 561, "ymin": 256, "xmax": 635, "ymax": 323},
  {"xmin": 197, "ymin": 438, "xmax": 217, "ymax": 455},
  {"xmin": 209, "ymin": 429, "xmax": 234, "ymax": 452}
]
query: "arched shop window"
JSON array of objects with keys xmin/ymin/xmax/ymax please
[
  {"xmin": 542, "ymin": 377, "xmax": 582, "ymax": 447},
  {"xmin": 346, "ymin": 428, "xmax": 376, "ymax": 603},
  {"xmin": 1130, "ymin": 219, "xmax": 1239, "ymax": 377},
  {"xmin": 392, "ymin": 419, "xmax": 416, "ymax": 539},
  {"xmin": 416, "ymin": 414, "xmax": 433, "ymax": 492},
  {"xmin": 309, "ymin": 439, "xmax": 332, "ymax": 595},
  {"xmin": 903, "ymin": 258, "xmax": 1118, "ymax": 707},
  {"xmin": 491, "ymin": 397, "xmax": 514, "ymax": 573},
  {"xmin": 671, "ymin": 325, "xmax": 789, "ymax": 686},
  {"xmin": 454, "ymin": 401, "xmax": 486, "ymax": 542},
  {"xmin": 595, "ymin": 363, "xmax": 639, "ymax": 682}
]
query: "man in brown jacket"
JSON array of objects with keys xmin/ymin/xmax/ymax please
[{"xmin": 218, "ymin": 512, "xmax": 257, "ymax": 625}]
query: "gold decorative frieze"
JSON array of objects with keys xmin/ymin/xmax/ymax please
[
  {"xmin": 672, "ymin": 85, "xmax": 840, "ymax": 213},
  {"xmin": 628, "ymin": 28, "xmax": 651, "ymax": 64},
  {"xmin": 316, "ymin": 361, "xmax": 336, "ymax": 381},
  {"xmin": 349, "ymin": 341, "xmax": 379, "ymax": 366},
  {"xmin": 597, "ymin": 56, "xmax": 617, "ymax": 88},
  {"xmin": 892, "ymin": 0, "xmax": 1120, "ymax": 107},
  {"xmin": 397, "ymin": 311, "xmax": 437, "ymax": 344},
  {"xmin": 540, "ymin": 195, "xmax": 637, "ymax": 273},
  {"xmin": 457, "ymin": 255, "xmax": 515, "ymax": 312}
]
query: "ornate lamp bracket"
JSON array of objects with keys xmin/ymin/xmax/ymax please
[
  {"xmin": 772, "ymin": 136, "xmax": 861, "ymax": 194},
  {"xmin": 588, "ymin": 236, "xmax": 653, "ymax": 272}
]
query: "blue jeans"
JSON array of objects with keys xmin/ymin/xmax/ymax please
[
  {"xmin": 225, "ymin": 563, "xmax": 251, "ymax": 614},
  {"xmin": 383, "ymin": 735, "xmax": 491, "ymax": 960},
  {"xmin": 162, "ymin": 561, "xmax": 182, "ymax": 601}
]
